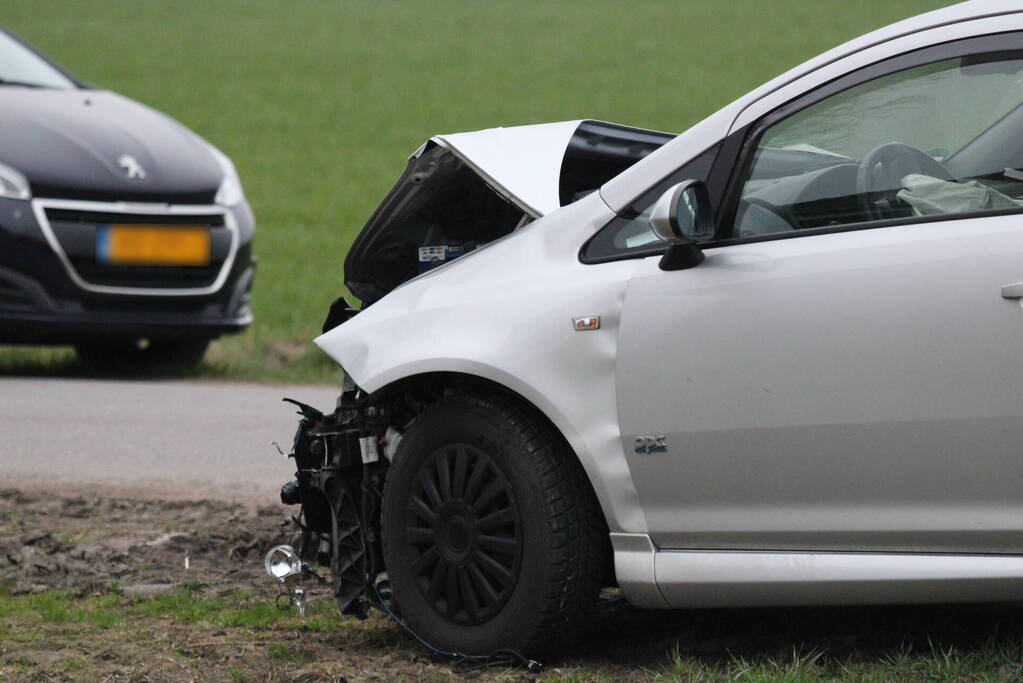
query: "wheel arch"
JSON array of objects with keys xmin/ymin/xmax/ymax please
[{"xmin": 370, "ymin": 368, "xmax": 621, "ymax": 537}]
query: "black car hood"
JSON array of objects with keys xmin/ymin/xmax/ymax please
[{"xmin": 0, "ymin": 88, "xmax": 223, "ymax": 203}]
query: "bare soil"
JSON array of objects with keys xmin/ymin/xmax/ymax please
[
  {"xmin": 0, "ymin": 487, "xmax": 478, "ymax": 682},
  {"xmin": 4, "ymin": 487, "xmax": 1023, "ymax": 682},
  {"xmin": 0, "ymin": 488, "xmax": 274, "ymax": 595}
]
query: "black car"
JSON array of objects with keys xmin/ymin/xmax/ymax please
[{"xmin": 0, "ymin": 28, "xmax": 254, "ymax": 367}]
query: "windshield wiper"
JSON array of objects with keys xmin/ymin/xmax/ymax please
[{"xmin": 0, "ymin": 78, "xmax": 46, "ymax": 88}]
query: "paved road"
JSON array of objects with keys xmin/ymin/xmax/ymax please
[{"xmin": 1, "ymin": 377, "xmax": 340, "ymax": 503}]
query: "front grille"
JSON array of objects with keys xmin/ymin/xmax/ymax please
[
  {"xmin": 72, "ymin": 264, "xmax": 221, "ymax": 289},
  {"xmin": 42, "ymin": 205, "xmax": 231, "ymax": 291}
]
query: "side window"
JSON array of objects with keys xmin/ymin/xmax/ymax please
[
  {"xmin": 732, "ymin": 54, "xmax": 1023, "ymax": 239},
  {"xmin": 581, "ymin": 143, "xmax": 719, "ymax": 262}
]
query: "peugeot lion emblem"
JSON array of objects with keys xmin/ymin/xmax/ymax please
[{"xmin": 117, "ymin": 154, "xmax": 147, "ymax": 180}]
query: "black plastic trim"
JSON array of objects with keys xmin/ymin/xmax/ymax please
[
  {"xmin": 659, "ymin": 244, "xmax": 705, "ymax": 271},
  {"xmin": 0, "ymin": 311, "xmax": 249, "ymax": 344},
  {"xmin": 701, "ymin": 204, "xmax": 1023, "ymax": 251},
  {"xmin": 579, "ymin": 142, "xmax": 724, "ymax": 264}
]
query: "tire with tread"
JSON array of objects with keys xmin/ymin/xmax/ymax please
[{"xmin": 380, "ymin": 391, "xmax": 608, "ymax": 657}]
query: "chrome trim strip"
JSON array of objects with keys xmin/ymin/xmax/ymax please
[{"xmin": 31, "ymin": 198, "xmax": 239, "ymax": 297}]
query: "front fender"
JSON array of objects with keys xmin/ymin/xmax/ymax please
[{"xmin": 315, "ymin": 196, "xmax": 649, "ymax": 534}]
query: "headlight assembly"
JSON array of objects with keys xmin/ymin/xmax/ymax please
[
  {"xmin": 204, "ymin": 142, "xmax": 245, "ymax": 208},
  {"xmin": 0, "ymin": 161, "xmax": 31, "ymax": 200}
]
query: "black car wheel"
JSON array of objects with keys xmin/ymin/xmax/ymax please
[
  {"xmin": 381, "ymin": 391, "xmax": 608, "ymax": 657},
  {"xmin": 75, "ymin": 338, "xmax": 209, "ymax": 371}
]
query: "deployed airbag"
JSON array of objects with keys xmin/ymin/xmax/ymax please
[{"xmin": 898, "ymin": 173, "xmax": 1022, "ymax": 216}]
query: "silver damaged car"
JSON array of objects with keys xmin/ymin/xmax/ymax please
[{"xmin": 266, "ymin": 0, "xmax": 1023, "ymax": 659}]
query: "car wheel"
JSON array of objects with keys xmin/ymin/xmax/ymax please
[
  {"xmin": 380, "ymin": 391, "xmax": 608, "ymax": 657},
  {"xmin": 75, "ymin": 338, "xmax": 209, "ymax": 371}
]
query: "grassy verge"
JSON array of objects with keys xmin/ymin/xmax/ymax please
[
  {"xmin": 0, "ymin": 583, "xmax": 413, "ymax": 681},
  {"xmin": 4, "ymin": 583, "xmax": 1023, "ymax": 681},
  {"xmin": 0, "ymin": 0, "xmax": 946, "ymax": 383}
]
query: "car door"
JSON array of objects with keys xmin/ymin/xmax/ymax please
[{"xmin": 615, "ymin": 43, "xmax": 1023, "ymax": 554}]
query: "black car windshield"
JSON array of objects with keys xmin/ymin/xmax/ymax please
[{"xmin": 0, "ymin": 30, "xmax": 74, "ymax": 89}]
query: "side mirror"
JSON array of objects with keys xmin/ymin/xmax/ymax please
[{"xmin": 649, "ymin": 180, "xmax": 711, "ymax": 271}]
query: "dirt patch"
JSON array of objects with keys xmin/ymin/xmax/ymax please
[
  {"xmin": 0, "ymin": 488, "xmax": 556, "ymax": 681},
  {"xmin": 0, "ymin": 488, "xmax": 278, "ymax": 595}
]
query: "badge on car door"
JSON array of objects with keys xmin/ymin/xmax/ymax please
[{"xmin": 634, "ymin": 435, "xmax": 668, "ymax": 454}]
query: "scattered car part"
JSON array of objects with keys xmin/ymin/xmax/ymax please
[
  {"xmin": 264, "ymin": 544, "xmax": 302, "ymax": 582},
  {"xmin": 264, "ymin": 544, "xmax": 321, "ymax": 616}
]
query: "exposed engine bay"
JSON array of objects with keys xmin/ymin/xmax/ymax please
[{"xmin": 275, "ymin": 374, "xmax": 410, "ymax": 618}]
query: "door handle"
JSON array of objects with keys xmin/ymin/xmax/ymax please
[{"xmin": 1002, "ymin": 281, "xmax": 1023, "ymax": 299}]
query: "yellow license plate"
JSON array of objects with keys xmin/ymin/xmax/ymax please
[{"xmin": 97, "ymin": 224, "xmax": 211, "ymax": 266}]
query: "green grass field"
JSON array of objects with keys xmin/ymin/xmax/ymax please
[{"xmin": 0, "ymin": 0, "xmax": 947, "ymax": 382}]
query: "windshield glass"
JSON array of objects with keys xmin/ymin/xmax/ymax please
[{"xmin": 0, "ymin": 30, "xmax": 74, "ymax": 89}]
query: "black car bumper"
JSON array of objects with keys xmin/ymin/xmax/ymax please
[
  {"xmin": 0, "ymin": 196, "xmax": 255, "ymax": 345},
  {"xmin": 0, "ymin": 268, "xmax": 253, "ymax": 343}
]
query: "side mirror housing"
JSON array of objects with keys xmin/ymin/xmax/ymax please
[{"xmin": 649, "ymin": 180, "xmax": 712, "ymax": 271}]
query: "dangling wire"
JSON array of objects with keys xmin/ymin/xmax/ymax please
[
  {"xmin": 370, "ymin": 582, "xmax": 542, "ymax": 674},
  {"xmin": 451, "ymin": 649, "xmax": 543, "ymax": 675},
  {"xmin": 371, "ymin": 582, "xmax": 458, "ymax": 656}
]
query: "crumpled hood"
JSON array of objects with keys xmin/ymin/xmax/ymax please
[
  {"xmin": 0, "ymin": 88, "xmax": 223, "ymax": 203},
  {"xmin": 344, "ymin": 120, "xmax": 674, "ymax": 304},
  {"xmin": 430, "ymin": 121, "xmax": 583, "ymax": 216}
]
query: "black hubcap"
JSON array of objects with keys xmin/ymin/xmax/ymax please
[{"xmin": 404, "ymin": 444, "xmax": 521, "ymax": 625}]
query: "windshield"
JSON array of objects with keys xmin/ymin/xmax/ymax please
[{"xmin": 0, "ymin": 30, "xmax": 74, "ymax": 89}]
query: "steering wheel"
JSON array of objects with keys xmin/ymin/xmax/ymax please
[{"xmin": 856, "ymin": 142, "xmax": 954, "ymax": 220}]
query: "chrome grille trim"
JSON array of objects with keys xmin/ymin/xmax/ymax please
[{"xmin": 31, "ymin": 198, "xmax": 239, "ymax": 296}]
